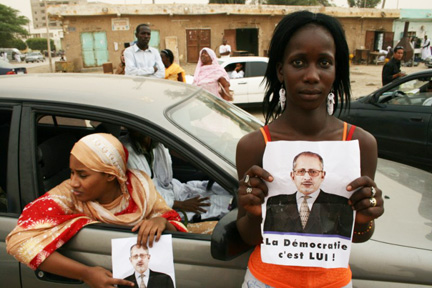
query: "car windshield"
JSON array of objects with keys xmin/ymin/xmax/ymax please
[
  {"xmin": 378, "ymin": 77, "xmax": 432, "ymax": 106},
  {"xmin": 168, "ymin": 90, "xmax": 263, "ymax": 165}
]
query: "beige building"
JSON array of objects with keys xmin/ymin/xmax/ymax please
[{"xmin": 47, "ymin": 4, "xmax": 399, "ymax": 72}]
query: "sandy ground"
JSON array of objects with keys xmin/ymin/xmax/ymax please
[{"xmin": 26, "ymin": 61, "xmax": 429, "ymax": 99}]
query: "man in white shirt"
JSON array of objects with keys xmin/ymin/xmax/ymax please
[
  {"xmin": 120, "ymin": 130, "xmax": 232, "ymax": 221},
  {"xmin": 230, "ymin": 63, "xmax": 244, "ymax": 79},
  {"xmin": 124, "ymin": 24, "xmax": 165, "ymax": 78},
  {"xmin": 219, "ymin": 38, "xmax": 231, "ymax": 58}
]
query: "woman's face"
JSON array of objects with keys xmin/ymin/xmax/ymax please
[
  {"xmin": 69, "ymin": 155, "xmax": 116, "ymax": 204},
  {"xmin": 120, "ymin": 50, "xmax": 125, "ymax": 64},
  {"xmin": 201, "ymin": 50, "xmax": 212, "ymax": 65},
  {"xmin": 277, "ymin": 24, "xmax": 336, "ymax": 111},
  {"xmin": 161, "ymin": 53, "xmax": 170, "ymax": 68}
]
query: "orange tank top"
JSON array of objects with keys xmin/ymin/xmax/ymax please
[{"xmin": 249, "ymin": 122, "xmax": 356, "ymax": 288}]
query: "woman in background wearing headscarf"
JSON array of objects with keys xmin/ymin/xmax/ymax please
[
  {"xmin": 192, "ymin": 48, "xmax": 233, "ymax": 101},
  {"xmin": 6, "ymin": 133, "xmax": 186, "ymax": 288},
  {"xmin": 161, "ymin": 49, "xmax": 186, "ymax": 82}
]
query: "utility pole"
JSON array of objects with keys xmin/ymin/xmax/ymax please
[{"xmin": 44, "ymin": 0, "xmax": 53, "ymax": 72}]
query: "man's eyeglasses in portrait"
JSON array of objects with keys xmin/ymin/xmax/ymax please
[
  {"xmin": 293, "ymin": 169, "xmax": 323, "ymax": 177},
  {"xmin": 132, "ymin": 254, "xmax": 150, "ymax": 260}
]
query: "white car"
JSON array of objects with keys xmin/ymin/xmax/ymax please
[{"xmin": 218, "ymin": 56, "xmax": 268, "ymax": 107}]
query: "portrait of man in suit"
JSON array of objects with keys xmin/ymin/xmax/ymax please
[
  {"xmin": 263, "ymin": 151, "xmax": 353, "ymax": 238},
  {"xmin": 118, "ymin": 244, "xmax": 174, "ymax": 288}
]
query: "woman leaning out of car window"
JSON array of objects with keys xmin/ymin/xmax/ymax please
[{"xmin": 6, "ymin": 133, "xmax": 187, "ymax": 288}]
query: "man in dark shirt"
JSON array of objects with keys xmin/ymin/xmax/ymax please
[{"xmin": 382, "ymin": 46, "xmax": 406, "ymax": 86}]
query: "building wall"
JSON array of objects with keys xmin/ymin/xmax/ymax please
[{"xmin": 60, "ymin": 13, "xmax": 396, "ymax": 71}]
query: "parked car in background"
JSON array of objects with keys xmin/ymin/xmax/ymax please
[
  {"xmin": 0, "ymin": 59, "xmax": 27, "ymax": 75},
  {"xmin": 338, "ymin": 69, "xmax": 432, "ymax": 171},
  {"xmin": 0, "ymin": 74, "xmax": 431, "ymax": 287},
  {"xmin": 25, "ymin": 52, "xmax": 45, "ymax": 63},
  {"xmin": 218, "ymin": 56, "xmax": 268, "ymax": 107}
]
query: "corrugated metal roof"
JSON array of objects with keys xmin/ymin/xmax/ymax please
[{"xmin": 47, "ymin": 3, "xmax": 400, "ymax": 19}]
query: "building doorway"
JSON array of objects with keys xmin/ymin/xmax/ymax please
[
  {"xmin": 186, "ymin": 29, "xmax": 211, "ymax": 63},
  {"xmin": 236, "ymin": 28, "xmax": 258, "ymax": 56}
]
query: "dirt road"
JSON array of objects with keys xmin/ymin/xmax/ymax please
[{"xmin": 26, "ymin": 61, "xmax": 429, "ymax": 99}]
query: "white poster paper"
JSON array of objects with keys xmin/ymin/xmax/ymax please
[
  {"xmin": 112, "ymin": 235, "xmax": 176, "ymax": 287},
  {"xmin": 261, "ymin": 141, "xmax": 360, "ymax": 268}
]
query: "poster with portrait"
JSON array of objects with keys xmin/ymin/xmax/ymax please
[
  {"xmin": 260, "ymin": 141, "xmax": 360, "ymax": 269},
  {"xmin": 112, "ymin": 235, "xmax": 176, "ymax": 288}
]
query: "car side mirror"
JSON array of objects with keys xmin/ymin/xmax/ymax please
[{"xmin": 211, "ymin": 208, "xmax": 253, "ymax": 261}]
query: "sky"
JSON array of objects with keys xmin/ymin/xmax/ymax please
[{"xmin": 0, "ymin": 0, "xmax": 430, "ymax": 20}]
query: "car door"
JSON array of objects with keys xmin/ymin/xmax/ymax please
[
  {"xmin": 243, "ymin": 60, "xmax": 267, "ymax": 104},
  {"xmin": 351, "ymin": 77, "xmax": 432, "ymax": 167},
  {"xmin": 224, "ymin": 62, "xmax": 249, "ymax": 104},
  {"xmin": 2, "ymin": 103, "xmax": 248, "ymax": 288}
]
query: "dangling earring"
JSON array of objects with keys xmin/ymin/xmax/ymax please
[
  {"xmin": 279, "ymin": 84, "xmax": 286, "ymax": 111},
  {"xmin": 327, "ymin": 91, "xmax": 335, "ymax": 115}
]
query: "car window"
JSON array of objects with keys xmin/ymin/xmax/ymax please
[
  {"xmin": 34, "ymin": 112, "xmax": 234, "ymax": 234},
  {"xmin": 378, "ymin": 78, "xmax": 432, "ymax": 106},
  {"xmin": 167, "ymin": 91, "xmax": 262, "ymax": 165},
  {"xmin": 0, "ymin": 109, "xmax": 11, "ymax": 212},
  {"xmin": 246, "ymin": 61, "xmax": 267, "ymax": 77},
  {"xmin": 39, "ymin": 115, "xmax": 92, "ymax": 127}
]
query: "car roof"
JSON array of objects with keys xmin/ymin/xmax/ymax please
[
  {"xmin": 0, "ymin": 73, "xmax": 199, "ymax": 115},
  {"xmin": 0, "ymin": 59, "xmax": 13, "ymax": 68}
]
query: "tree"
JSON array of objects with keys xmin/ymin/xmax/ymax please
[
  {"xmin": 209, "ymin": 0, "xmax": 246, "ymax": 3},
  {"xmin": 10, "ymin": 39, "xmax": 27, "ymax": 50},
  {"xmin": 0, "ymin": 4, "xmax": 29, "ymax": 48},
  {"xmin": 266, "ymin": 0, "xmax": 332, "ymax": 5},
  {"xmin": 347, "ymin": 0, "xmax": 381, "ymax": 8},
  {"xmin": 26, "ymin": 38, "xmax": 56, "ymax": 52}
]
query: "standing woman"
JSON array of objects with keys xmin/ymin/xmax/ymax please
[
  {"xmin": 192, "ymin": 48, "xmax": 233, "ymax": 101},
  {"xmin": 116, "ymin": 49, "xmax": 126, "ymax": 75},
  {"xmin": 236, "ymin": 11, "xmax": 384, "ymax": 288},
  {"xmin": 6, "ymin": 133, "xmax": 186, "ymax": 288},
  {"xmin": 160, "ymin": 49, "xmax": 186, "ymax": 82}
]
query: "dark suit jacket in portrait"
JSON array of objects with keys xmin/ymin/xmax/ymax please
[
  {"xmin": 263, "ymin": 190, "xmax": 354, "ymax": 238},
  {"xmin": 118, "ymin": 269, "xmax": 174, "ymax": 288}
]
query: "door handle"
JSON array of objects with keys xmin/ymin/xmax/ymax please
[
  {"xmin": 238, "ymin": 82, "xmax": 247, "ymax": 84},
  {"xmin": 409, "ymin": 117, "xmax": 423, "ymax": 122}
]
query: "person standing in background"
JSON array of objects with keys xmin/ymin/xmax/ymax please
[
  {"xmin": 124, "ymin": 24, "xmax": 165, "ymax": 78},
  {"xmin": 116, "ymin": 49, "xmax": 126, "ymax": 75},
  {"xmin": 219, "ymin": 38, "xmax": 231, "ymax": 58},
  {"xmin": 160, "ymin": 49, "xmax": 185, "ymax": 82},
  {"xmin": 193, "ymin": 48, "xmax": 232, "ymax": 101},
  {"xmin": 382, "ymin": 46, "xmax": 406, "ymax": 86},
  {"xmin": 421, "ymin": 35, "xmax": 431, "ymax": 61}
]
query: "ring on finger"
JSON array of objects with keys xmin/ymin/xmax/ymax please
[
  {"xmin": 244, "ymin": 175, "xmax": 250, "ymax": 186},
  {"xmin": 246, "ymin": 187, "xmax": 253, "ymax": 194},
  {"xmin": 370, "ymin": 186, "xmax": 376, "ymax": 197},
  {"xmin": 369, "ymin": 197, "xmax": 377, "ymax": 207}
]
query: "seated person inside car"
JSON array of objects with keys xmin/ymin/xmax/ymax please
[
  {"xmin": 6, "ymin": 133, "xmax": 187, "ymax": 288},
  {"xmin": 120, "ymin": 129, "xmax": 233, "ymax": 224},
  {"xmin": 230, "ymin": 63, "xmax": 244, "ymax": 79}
]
